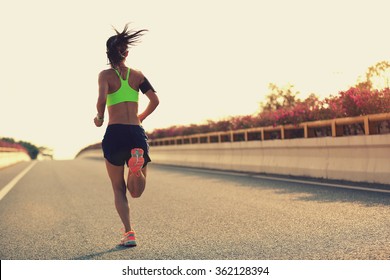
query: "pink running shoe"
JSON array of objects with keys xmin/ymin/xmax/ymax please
[
  {"xmin": 128, "ymin": 148, "xmax": 144, "ymax": 177},
  {"xmin": 120, "ymin": 230, "xmax": 137, "ymax": 247}
]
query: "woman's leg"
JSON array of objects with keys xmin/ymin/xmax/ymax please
[
  {"xmin": 105, "ymin": 160, "xmax": 132, "ymax": 232},
  {"xmin": 127, "ymin": 166, "xmax": 147, "ymax": 198}
]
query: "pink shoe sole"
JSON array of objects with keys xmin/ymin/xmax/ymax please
[{"xmin": 128, "ymin": 148, "xmax": 144, "ymax": 177}]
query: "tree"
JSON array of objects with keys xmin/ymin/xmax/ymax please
[
  {"xmin": 17, "ymin": 141, "xmax": 40, "ymax": 160},
  {"xmin": 0, "ymin": 137, "xmax": 40, "ymax": 160},
  {"xmin": 260, "ymin": 83, "xmax": 300, "ymax": 111},
  {"xmin": 356, "ymin": 60, "xmax": 390, "ymax": 90}
]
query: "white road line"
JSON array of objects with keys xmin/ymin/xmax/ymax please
[
  {"xmin": 251, "ymin": 174, "xmax": 390, "ymax": 194},
  {"xmin": 0, "ymin": 161, "xmax": 37, "ymax": 201}
]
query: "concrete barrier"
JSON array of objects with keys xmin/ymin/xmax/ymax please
[
  {"xmin": 149, "ymin": 134, "xmax": 390, "ymax": 185},
  {"xmin": 76, "ymin": 149, "xmax": 104, "ymax": 160},
  {"xmin": 0, "ymin": 149, "xmax": 31, "ymax": 169}
]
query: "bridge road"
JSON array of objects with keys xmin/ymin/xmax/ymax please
[{"xmin": 0, "ymin": 159, "xmax": 389, "ymax": 260}]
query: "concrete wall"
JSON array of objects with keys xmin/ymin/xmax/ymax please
[
  {"xmin": 0, "ymin": 150, "xmax": 31, "ymax": 169},
  {"xmin": 149, "ymin": 134, "xmax": 390, "ymax": 185},
  {"xmin": 76, "ymin": 149, "xmax": 104, "ymax": 160}
]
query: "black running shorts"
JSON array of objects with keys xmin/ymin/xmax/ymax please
[{"xmin": 102, "ymin": 124, "xmax": 151, "ymax": 167}]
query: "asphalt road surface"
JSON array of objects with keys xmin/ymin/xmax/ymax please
[{"xmin": 1, "ymin": 159, "xmax": 389, "ymax": 260}]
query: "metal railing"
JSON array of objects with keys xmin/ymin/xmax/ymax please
[{"xmin": 149, "ymin": 112, "xmax": 390, "ymax": 147}]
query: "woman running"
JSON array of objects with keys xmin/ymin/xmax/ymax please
[{"xmin": 94, "ymin": 24, "xmax": 159, "ymax": 247}]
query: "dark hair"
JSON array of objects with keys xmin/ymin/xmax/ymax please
[{"xmin": 106, "ymin": 24, "xmax": 148, "ymax": 68}]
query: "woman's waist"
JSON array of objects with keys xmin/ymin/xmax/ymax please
[
  {"xmin": 105, "ymin": 123, "xmax": 145, "ymax": 134},
  {"xmin": 107, "ymin": 109, "xmax": 140, "ymax": 125},
  {"xmin": 107, "ymin": 119, "xmax": 141, "ymax": 126}
]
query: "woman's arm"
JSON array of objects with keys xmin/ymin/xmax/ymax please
[
  {"xmin": 138, "ymin": 90, "xmax": 159, "ymax": 123},
  {"xmin": 94, "ymin": 71, "xmax": 108, "ymax": 127}
]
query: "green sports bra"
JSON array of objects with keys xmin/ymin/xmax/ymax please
[{"xmin": 106, "ymin": 68, "xmax": 139, "ymax": 107}]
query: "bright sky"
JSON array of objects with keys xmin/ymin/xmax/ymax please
[{"xmin": 1, "ymin": 0, "xmax": 389, "ymax": 159}]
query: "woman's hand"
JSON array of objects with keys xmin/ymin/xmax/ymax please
[
  {"xmin": 138, "ymin": 113, "xmax": 146, "ymax": 123},
  {"xmin": 94, "ymin": 115, "xmax": 104, "ymax": 127}
]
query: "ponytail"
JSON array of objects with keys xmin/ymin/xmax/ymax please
[{"xmin": 106, "ymin": 24, "xmax": 148, "ymax": 68}]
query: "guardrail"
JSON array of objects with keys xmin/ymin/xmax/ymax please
[
  {"xmin": 149, "ymin": 113, "xmax": 390, "ymax": 146},
  {"xmin": 74, "ymin": 112, "xmax": 390, "ymax": 184}
]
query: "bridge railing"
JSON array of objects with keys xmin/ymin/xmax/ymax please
[{"xmin": 149, "ymin": 112, "xmax": 390, "ymax": 147}]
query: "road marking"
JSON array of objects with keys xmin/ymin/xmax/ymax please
[
  {"xmin": 251, "ymin": 174, "xmax": 390, "ymax": 194},
  {"xmin": 0, "ymin": 161, "xmax": 37, "ymax": 201}
]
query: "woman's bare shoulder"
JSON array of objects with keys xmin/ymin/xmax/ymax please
[
  {"xmin": 130, "ymin": 68, "xmax": 145, "ymax": 84},
  {"xmin": 99, "ymin": 68, "xmax": 114, "ymax": 77},
  {"xmin": 130, "ymin": 68, "xmax": 144, "ymax": 78}
]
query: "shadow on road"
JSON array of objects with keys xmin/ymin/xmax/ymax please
[
  {"xmin": 154, "ymin": 164, "xmax": 390, "ymax": 207},
  {"xmin": 72, "ymin": 245, "xmax": 134, "ymax": 260}
]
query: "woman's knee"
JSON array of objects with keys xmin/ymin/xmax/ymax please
[
  {"xmin": 130, "ymin": 191, "xmax": 142, "ymax": 198},
  {"xmin": 129, "ymin": 185, "xmax": 144, "ymax": 198},
  {"xmin": 129, "ymin": 184, "xmax": 145, "ymax": 198}
]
